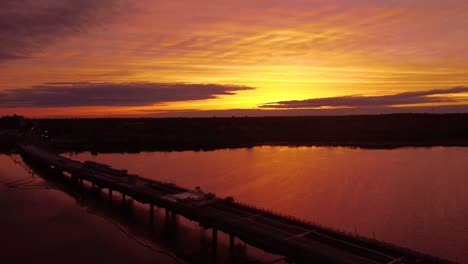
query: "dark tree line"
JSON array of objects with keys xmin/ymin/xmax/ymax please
[{"xmin": 30, "ymin": 114, "xmax": 468, "ymax": 153}]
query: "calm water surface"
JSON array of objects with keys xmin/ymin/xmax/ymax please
[
  {"xmin": 2, "ymin": 146, "xmax": 467, "ymax": 263},
  {"xmin": 0, "ymin": 154, "xmax": 185, "ymax": 264},
  {"xmin": 69, "ymin": 146, "xmax": 468, "ymax": 262}
]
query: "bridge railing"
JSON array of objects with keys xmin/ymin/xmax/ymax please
[{"xmin": 230, "ymin": 200, "xmax": 452, "ymax": 263}]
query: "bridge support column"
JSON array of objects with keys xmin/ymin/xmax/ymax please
[
  {"xmin": 212, "ymin": 228, "xmax": 218, "ymax": 248},
  {"xmin": 149, "ymin": 203, "xmax": 154, "ymax": 223},
  {"xmin": 229, "ymin": 234, "xmax": 235, "ymax": 250}
]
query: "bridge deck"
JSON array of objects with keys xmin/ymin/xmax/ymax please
[{"xmin": 19, "ymin": 144, "xmax": 452, "ymax": 264}]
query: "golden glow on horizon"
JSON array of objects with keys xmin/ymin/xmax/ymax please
[{"xmin": 1, "ymin": 0, "xmax": 468, "ymax": 116}]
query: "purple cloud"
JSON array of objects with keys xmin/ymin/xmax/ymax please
[
  {"xmin": 0, "ymin": 82, "xmax": 253, "ymax": 107},
  {"xmin": 0, "ymin": 0, "xmax": 127, "ymax": 62},
  {"xmin": 261, "ymin": 87, "xmax": 468, "ymax": 109}
]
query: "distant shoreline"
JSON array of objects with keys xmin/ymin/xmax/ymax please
[
  {"xmin": 2, "ymin": 113, "xmax": 468, "ymax": 153},
  {"xmin": 50, "ymin": 141, "xmax": 468, "ymax": 154},
  {"xmin": 8, "ymin": 113, "xmax": 465, "ymax": 153}
]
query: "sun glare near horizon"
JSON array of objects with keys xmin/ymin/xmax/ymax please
[{"xmin": 1, "ymin": 0, "xmax": 468, "ymax": 117}]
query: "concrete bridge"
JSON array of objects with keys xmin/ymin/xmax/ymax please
[{"xmin": 19, "ymin": 144, "xmax": 453, "ymax": 264}]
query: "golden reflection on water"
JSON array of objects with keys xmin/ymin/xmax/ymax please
[{"xmin": 69, "ymin": 146, "xmax": 468, "ymax": 262}]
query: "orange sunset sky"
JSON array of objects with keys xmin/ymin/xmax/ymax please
[{"xmin": 1, "ymin": 0, "xmax": 468, "ymax": 117}]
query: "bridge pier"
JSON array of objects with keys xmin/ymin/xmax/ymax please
[
  {"xmin": 165, "ymin": 208, "xmax": 170, "ymax": 220},
  {"xmin": 149, "ymin": 203, "xmax": 154, "ymax": 223},
  {"xmin": 212, "ymin": 228, "xmax": 218, "ymax": 248},
  {"xmin": 229, "ymin": 234, "xmax": 235, "ymax": 250}
]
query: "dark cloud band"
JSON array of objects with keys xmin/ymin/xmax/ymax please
[
  {"xmin": 0, "ymin": 82, "xmax": 253, "ymax": 107},
  {"xmin": 261, "ymin": 87, "xmax": 468, "ymax": 109}
]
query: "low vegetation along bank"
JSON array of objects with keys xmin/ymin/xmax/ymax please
[
  {"xmin": 30, "ymin": 114, "xmax": 468, "ymax": 152},
  {"xmin": 2, "ymin": 114, "xmax": 468, "ymax": 153}
]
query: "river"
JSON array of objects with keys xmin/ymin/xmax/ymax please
[{"xmin": 1, "ymin": 146, "xmax": 467, "ymax": 263}]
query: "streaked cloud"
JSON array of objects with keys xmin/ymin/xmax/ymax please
[
  {"xmin": 261, "ymin": 87, "xmax": 468, "ymax": 109},
  {"xmin": 0, "ymin": 0, "xmax": 127, "ymax": 62},
  {"xmin": 1, "ymin": 1, "xmax": 468, "ymax": 116},
  {"xmin": 0, "ymin": 82, "xmax": 253, "ymax": 107}
]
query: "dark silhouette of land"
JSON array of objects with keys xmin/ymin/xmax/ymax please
[
  {"xmin": 0, "ymin": 115, "xmax": 31, "ymax": 152},
  {"xmin": 2, "ymin": 114, "xmax": 468, "ymax": 153}
]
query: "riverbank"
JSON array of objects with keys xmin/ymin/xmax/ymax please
[{"xmin": 35, "ymin": 114, "xmax": 468, "ymax": 152}]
